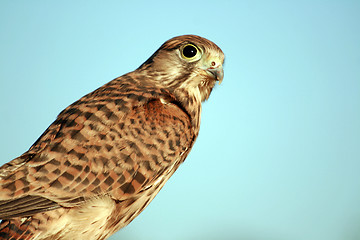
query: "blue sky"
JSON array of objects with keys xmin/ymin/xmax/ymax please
[{"xmin": 1, "ymin": 1, "xmax": 359, "ymax": 240}]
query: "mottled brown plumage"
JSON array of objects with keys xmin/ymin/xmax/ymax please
[{"xmin": 0, "ymin": 35, "xmax": 224, "ymax": 240}]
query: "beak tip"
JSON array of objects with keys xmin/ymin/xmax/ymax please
[{"xmin": 207, "ymin": 67, "xmax": 224, "ymax": 84}]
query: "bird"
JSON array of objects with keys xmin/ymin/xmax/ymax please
[{"xmin": 0, "ymin": 34, "xmax": 224, "ymax": 240}]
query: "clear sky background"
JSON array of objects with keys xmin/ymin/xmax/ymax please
[{"xmin": 1, "ymin": 1, "xmax": 359, "ymax": 240}]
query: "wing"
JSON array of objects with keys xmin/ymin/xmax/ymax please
[{"xmin": 0, "ymin": 75, "xmax": 195, "ymax": 219}]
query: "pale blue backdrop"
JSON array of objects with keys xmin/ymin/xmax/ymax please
[{"xmin": 1, "ymin": 1, "xmax": 359, "ymax": 240}]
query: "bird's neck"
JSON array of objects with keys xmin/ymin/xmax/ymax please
[
  {"xmin": 133, "ymin": 68, "xmax": 203, "ymax": 132},
  {"xmin": 173, "ymin": 87, "xmax": 202, "ymax": 132}
]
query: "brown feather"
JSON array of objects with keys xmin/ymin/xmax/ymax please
[{"xmin": 0, "ymin": 35, "xmax": 224, "ymax": 240}]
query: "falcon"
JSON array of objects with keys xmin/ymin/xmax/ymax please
[{"xmin": 0, "ymin": 35, "xmax": 224, "ymax": 240}]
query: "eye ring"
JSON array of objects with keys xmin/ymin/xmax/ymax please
[{"xmin": 181, "ymin": 44, "xmax": 201, "ymax": 61}]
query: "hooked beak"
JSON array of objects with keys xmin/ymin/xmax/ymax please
[{"xmin": 207, "ymin": 66, "xmax": 224, "ymax": 84}]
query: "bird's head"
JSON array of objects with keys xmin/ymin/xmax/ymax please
[{"xmin": 138, "ymin": 35, "xmax": 224, "ymax": 102}]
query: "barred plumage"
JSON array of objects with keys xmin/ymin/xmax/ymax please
[{"xmin": 0, "ymin": 35, "xmax": 224, "ymax": 240}]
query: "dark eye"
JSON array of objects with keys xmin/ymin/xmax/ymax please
[{"xmin": 182, "ymin": 44, "xmax": 198, "ymax": 59}]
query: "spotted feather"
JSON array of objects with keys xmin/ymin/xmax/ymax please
[{"xmin": 0, "ymin": 35, "xmax": 224, "ymax": 240}]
